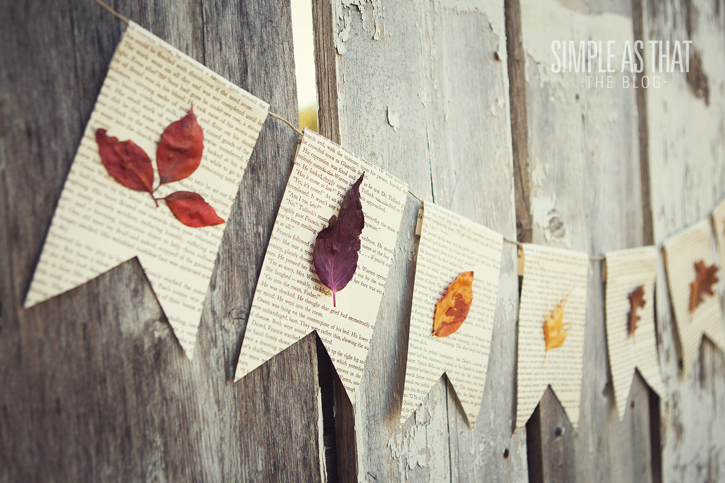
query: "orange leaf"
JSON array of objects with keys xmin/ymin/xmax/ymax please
[
  {"xmin": 690, "ymin": 260, "xmax": 719, "ymax": 312},
  {"xmin": 432, "ymin": 271, "xmax": 473, "ymax": 337},
  {"xmin": 627, "ymin": 285, "xmax": 646, "ymax": 337},
  {"xmin": 543, "ymin": 292, "xmax": 571, "ymax": 355}
]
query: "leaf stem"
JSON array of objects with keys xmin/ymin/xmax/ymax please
[{"xmin": 149, "ymin": 192, "xmax": 159, "ymax": 207}]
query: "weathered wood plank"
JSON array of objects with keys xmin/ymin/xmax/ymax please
[
  {"xmin": 643, "ymin": 0, "xmax": 725, "ymax": 481},
  {"xmin": 508, "ymin": 0, "xmax": 659, "ymax": 480},
  {"xmin": 313, "ymin": 0, "xmax": 526, "ymax": 480},
  {"xmin": 0, "ymin": 0, "xmax": 329, "ymax": 480}
]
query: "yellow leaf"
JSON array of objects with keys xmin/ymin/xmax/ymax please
[
  {"xmin": 543, "ymin": 291, "xmax": 572, "ymax": 357},
  {"xmin": 432, "ymin": 271, "xmax": 474, "ymax": 337}
]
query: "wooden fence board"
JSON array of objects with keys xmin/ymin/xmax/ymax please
[
  {"xmin": 643, "ymin": 0, "xmax": 725, "ymax": 481},
  {"xmin": 312, "ymin": 0, "xmax": 526, "ymax": 481},
  {"xmin": 508, "ymin": 0, "xmax": 659, "ymax": 481},
  {"xmin": 0, "ymin": 1, "xmax": 329, "ymax": 481}
]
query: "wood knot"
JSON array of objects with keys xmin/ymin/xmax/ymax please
[
  {"xmin": 143, "ymin": 319, "xmax": 172, "ymax": 349},
  {"xmin": 227, "ymin": 307, "xmax": 247, "ymax": 328},
  {"xmin": 546, "ymin": 211, "xmax": 566, "ymax": 239}
]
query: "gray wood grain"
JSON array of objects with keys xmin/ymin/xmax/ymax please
[
  {"xmin": 509, "ymin": 0, "xmax": 660, "ymax": 481},
  {"xmin": 313, "ymin": 0, "xmax": 527, "ymax": 480},
  {"xmin": 0, "ymin": 0, "xmax": 329, "ymax": 481},
  {"xmin": 643, "ymin": 0, "xmax": 725, "ymax": 481}
]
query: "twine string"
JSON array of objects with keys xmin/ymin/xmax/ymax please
[
  {"xmin": 94, "ymin": 0, "xmax": 129, "ymax": 24},
  {"xmin": 268, "ymin": 112, "xmax": 303, "ymax": 137}
]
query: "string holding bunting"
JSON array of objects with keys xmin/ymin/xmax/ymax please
[{"xmin": 26, "ymin": 0, "xmax": 725, "ymax": 433}]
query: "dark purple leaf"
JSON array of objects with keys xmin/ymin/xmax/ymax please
[{"xmin": 313, "ymin": 173, "xmax": 365, "ymax": 307}]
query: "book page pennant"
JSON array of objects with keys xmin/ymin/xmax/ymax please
[
  {"xmin": 515, "ymin": 244, "xmax": 588, "ymax": 432},
  {"xmin": 604, "ymin": 246, "xmax": 665, "ymax": 420},
  {"xmin": 234, "ymin": 130, "xmax": 408, "ymax": 401},
  {"xmin": 662, "ymin": 220, "xmax": 725, "ymax": 376},
  {"xmin": 401, "ymin": 202, "xmax": 503, "ymax": 426},
  {"xmin": 24, "ymin": 22, "xmax": 269, "ymax": 359}
]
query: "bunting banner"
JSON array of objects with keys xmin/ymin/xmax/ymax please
[
  {"xmin": 233, "ymin": 130, "xmax": 408, "ymax": 400},
  {"xmin": 662, "ymin": 219, "xmax": 725, "ymax": 376},
  {"xmin": 515, "ymin": 244, "xmax": 588, "ymax": 432},
  {"xmin": 604, "ymin": 246, "xmax": 665, "ymax": 420},
  {"xmin": 25, "ymin": 11, "xmax": 725, "ymax": 432},
  {"xmin": 23, "ymin": 22, "xmax": 269, "ymax": 359},
  {"xmin": 401, "ymin": 202, "xmax": 503, "ymax": 426}
]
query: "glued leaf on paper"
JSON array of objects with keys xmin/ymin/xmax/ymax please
[
  {"xmin": 627, "ymin": 285, "xmax": 646, "ymax": 337},
  {"xmin": 432, "ymin": 271, "xmax": 474, "ymax": 338},
  {"xmin": 95, "ymin": 107, "xmax": 223, "ymax": 228},
  {"xmin": 313, "ymin": 173, "xmax": 365, "ymax": 307},
  {"xmin": 689, "ymin": 260, "xmax": 719, "ymax": 313},
  {"xmin": 164, "ymin": 191, "xmax": 224, "ymax": 228},
  {"xmin": 543, "ymin": 292, "xmax": 572, "ymax": 357}
]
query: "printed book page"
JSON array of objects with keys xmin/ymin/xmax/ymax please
[
  {"xmin": 662, "ymin": 219, "xmax": 725, "ymax": 376},
  {"xmin": 515, "ymin": 244, "xmax": 588, "ymax": 432},
  {"xmin": 234, "ymin": 130, "xmax": 408, "ymax": 400},
  {"xmin": 24, "ymin": 22, "xmax": 269, "ymax": 360},
  {"xmin": 401, "ymin": 203, "xmax": 503, "ymax": 426},
  {"xmin": 605, "ymin": 246, "xmax": 665, "ymax": 420}
]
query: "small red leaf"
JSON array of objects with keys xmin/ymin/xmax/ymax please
[
  {"xmin": 96, "ymin": 129, "xmax": 154, "ymax": 193},
  {"xmin": 156, "ymin": 107, "xmax": 204, "ymax": 185},
  {"xmin": 313, "ymin": 173, "xmax": 365, "ymax": 307},
  {"xmin": 164, "ymin": 191, "xmax": 224, "ymax": 228}
]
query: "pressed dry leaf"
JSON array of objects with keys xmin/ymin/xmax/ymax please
[
  {"xmin": 690, "ymin": 260, "xmax": 719, "ymax": 312},
  {"xmin": 96, "ymin": 129, "xmax": 154, "ymax": 193},
  {"xmin": 313, "ymin": 173, "xmax": 365, "ymax": 307},
  {"xmin": 164, "ymin": 191, "xmax": 224, "ymax": 228},
  {"xmin": 627, "ymin": 285, "xmax": 646, "ymax": 337},
  {"xmin": 543, "ymin": 292, "xmax": 572, "ymax": 357},
  {"xmin": 432, "ymin": 271, "xmax": 474, "ymax": 338},
  {"xmin": 96, "ymin": 108, "xmax": 224, "ymax": 228},
  {"xmin": 156, "ymin": 107, "xmax": 204, "ymax": 185}
]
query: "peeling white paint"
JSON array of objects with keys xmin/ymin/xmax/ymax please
[
  {"xmin": 387, "ymin": 387, "xmax": 450, "ymax": 480},
  {"xmin": 530, "ymin": 159, "xmax": 549, "ymax": 187},
  {"xmin": 333, "ymin": 0, "xmax": 384, "ymax": 55},
  {"xmin": 387, "ymin": 107, "xmax": 401, "ymax": 132}
]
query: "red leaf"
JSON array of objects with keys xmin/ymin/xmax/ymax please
[
  {"xmin": 95, "ymin": 129, "xmax": 154, "ymax": 193},
  {"xmin": 156, "ymin": 107, "xmax": 204, "ymax": 185},
  {"xmin": 313, "ymin": 173, "xmax": 365, "ymax": 307},
  {"xmin": 164, "ymin": 191, "xmax": 224, "ymax": 228}
]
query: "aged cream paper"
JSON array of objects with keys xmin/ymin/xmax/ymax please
[
  {"xmin": 401, "ymin": 203, "xmax": 503, "ymax": 426},
  {"xmin": 24, "ymin": 22, "xmax": 269, "ymax": 359},
  {"xmin": 662, "ymin": 220, "xmax": 725, "ymax": 377},
  {"xmin": 605, "ymin": 247, "xmax": 665, "ymax": 420},
  {"xmin": 234, "ymin": 130, "xmax": 408, "ymax": 400},
  {"xmin": 515, "ymin": 244, "xmax": 588, "ymax": 432}
]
